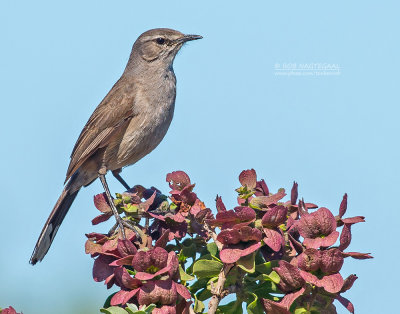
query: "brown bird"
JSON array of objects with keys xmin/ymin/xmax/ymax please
[{"xmin": 30, "ymin": 28, "xmax": 202, "ymax": 265}]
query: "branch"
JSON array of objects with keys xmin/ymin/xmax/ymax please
[
  {"xmin": 203, "ymin": 221, "xmax": 223, "ymax": 251},
  {"xmin": 208, "ymin": 264, "xmax": 233, "ymax": 314}
]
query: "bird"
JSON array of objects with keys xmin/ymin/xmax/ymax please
[{"xmin": 30, "ymin": 28, "xmax": 202, "ymax": 265}]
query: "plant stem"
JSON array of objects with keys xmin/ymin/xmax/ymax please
[
  {"xmin": 208, "ymin": 264, "xmax": 233, "ymax": 314},
  {"xmin": 203, "ymin": 222, "xmax": 223, "ymax": 251}
]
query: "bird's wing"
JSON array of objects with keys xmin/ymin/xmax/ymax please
[{"xmin": 65, "ymin": 78, "xmax": 137, "ymax": 181}]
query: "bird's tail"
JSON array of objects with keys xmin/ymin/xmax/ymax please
[{"xmin": 30, "ymin": 173, "xmax": 81, "ymax": 265}]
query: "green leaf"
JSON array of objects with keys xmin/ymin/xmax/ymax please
[
  {"xmin": 267, "ymin": 270, "xmax": 280, "ymax": 283},
  {"xmin": 124, "ymin": 309, "xmax": 144, "ymax": 314},
  {"xmin": 237, "ymin": 252, "xmax": 256, "ymax": 273},
  {"xmin": 179, "ymin": 265, "xmax": 195, "ymax": 281},
  {"xmin": 124, "ymin": 203, "xmax": 139, "ymax": 213},
  {"xmin": 294, "ymin": 307, "xmax": 310, "ymax": 314},
  {"xmin": 103, "ymin": 292, "xmax": 118, "ymax": 308},
  {"xmin": 122, "ymin": 196, "xmax": 132, "ymax": 203},
  {"xmin": 193, "ymin": 259, "xmax": 223, "ymax": 279},
  {"xmin": 194, "ymin": 294, "xmax": 205, "ymax": 313},
  {"xmin": 254, "ymin": 250, "xmax": 265, "ymax": 264},
  {"xmin": 255, "ymin": 261, "xmax": 273, "ymax": 274},
  {"xmin": 252, "ymin": 281, "xmax": 280, "ymax": 296},
  {"xmin": 247, "ymin": 292, "xmax": 264, "ymax": 314},
  {"xmin": 182, "ymin": 242, "xmax": 197, "ymax": 259},
  {"xmin": 122, "ymin": 303, "xmax": 156, "ymax": 314},
  {"xmin": 142, "ymin": 304, "xmax": 156, "ymax": 313},
  {"xmin": 189, "ymin": 277, "xmax": 210, "ymax": 294},
  {"xmin": 186, "ymin": 260, "xmax": 195, "ymax": 275},
  {"xmin": 261, "ymin": 270, "xmax": 280, "ymax": 284},
  {"xmin": 197, "ymin": 253, "xmax": 212, "ymax": 260},
  {"xmin": 125, "ymin": 304, "xmax": 139, "ymax": 312},
  {"xmin": 216, "ymin": 300, "xmax": 243, "ymax": 314},
  {"xmin": 224, "ymin": 266, "xmax": 240, "ymax": 287},
  {"xmin": 100, "ymin": 306, "xmax": 129, "ymax": 314},
  {"xmin": 197, "ymin": 287, "xmax": 213, "ymax": 301},
  {"xmin": 207, "ymin": 242, "xmax": 218, "ymax": 256}
]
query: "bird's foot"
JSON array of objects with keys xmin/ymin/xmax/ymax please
[
  {"xmin": 109, "ymin": 216, "xmax": 141, "ymax": 240},
  {"xmin": 114, "ymin": 214, "xmax": 127, "ymax": 239}
]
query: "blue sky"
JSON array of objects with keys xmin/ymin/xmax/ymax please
[{"xmin": 1, "ymin": 1, "xmax": 398, "ymax": 313}]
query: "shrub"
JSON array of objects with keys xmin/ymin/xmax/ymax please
[{"xmin": 85, "ymin": 169, "xmax": 372, "ymax": 314}]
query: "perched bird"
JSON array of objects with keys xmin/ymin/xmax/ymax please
[{"xmin": 30, "ymin": 28, "xmax": 202, "ymax": 265}]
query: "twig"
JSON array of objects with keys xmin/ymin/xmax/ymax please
[
  {"xmin": 208, "ymin": 264, "xmax": 233, "ymax": 314},
  {"xmin": 203, "ymin": 222, "xmax": 223, "ymax": 251}
]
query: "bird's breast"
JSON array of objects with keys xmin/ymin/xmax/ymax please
[{"xmin": 110, "ymin": 78, "xmax": 176, "ymax": 169}]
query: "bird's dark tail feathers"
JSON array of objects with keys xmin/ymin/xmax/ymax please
[{"xmin": 30, "ymin": 174, "xmax": 80, "ymax": 265}]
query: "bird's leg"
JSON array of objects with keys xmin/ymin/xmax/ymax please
[
  {"xmin": 108, "ymin": 222, "xmax": 119, "ymax": 237},
  {"xmin": 98, "ymin": 170, "xmax": 126, "ymax": 239},
  {"xmin": 99, "ymin": 168, "xmax": 142, "ymax": 240},
  {"xmin": 112, "ymin": 168, "xmax": 130, "ymax": 191}
]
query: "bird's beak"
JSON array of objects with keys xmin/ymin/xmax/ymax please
[{"xmin": 173, "ymin": 34, "xmax": 203, "ymax": 45}]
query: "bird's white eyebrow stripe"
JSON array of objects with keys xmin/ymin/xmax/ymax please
[
  {"xmin": 142, "ymin": 35, "xmax": 181, "ymax": 42},
  {"xmin": 142, "ymin": 35, "xmax": 164, "ymax": 41}
]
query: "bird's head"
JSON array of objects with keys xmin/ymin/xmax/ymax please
[{"xmin": 127, "ymin": 28, "xmax": 202, "ymax": 71}]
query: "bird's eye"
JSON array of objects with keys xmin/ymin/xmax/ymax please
[{"xmin": 156, "ymin": 37, "xmax": 165, "ymax": 45}]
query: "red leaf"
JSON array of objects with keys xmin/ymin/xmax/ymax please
[
  {"xmin": 302, "ymin": 231, "xmax": 339, "ymax": 249},
  {"xmin": 342, "ymin": 252, "xmax": 373, "ymax": 259},
  {"xmin": 105, "ymin": 273, "xmax": 115, "ymax": 289},
  {"xmin": 1, "ymin": 306, "xmax": 21, "ymax": 314},
  {"xmin": 219, "ymin": 246, "xmax": 243, "ymax": 264},
  {"xmin": 139, "ymin": 191, "xmax": 156, "ymax": 212},
  {"xmin": 341, "ymin": 274, "xmax": 358, "ymax": 292},
  {"xmin": 280, "ymin": 287, "xmax": 305, "ymax": 309},
  {"xmin": 263, "ymin": 228, "xmax": 284, "ymax": 252},
  {"xmin": 240, "ymin": 241, "xmax": 261, "ymax": 257},
  {"xmin": 217, "ymin": 229, "xmax": 241, "ymax": 245},
  {"xmin": 135, "ymin": 262, "xmax": 173, "ymax": 281},
  {"xmin": 336, "ymin": 295, "xmax": 355, "ymax": 313},
  {"xmin": 137, "ymin": 280, "xmax": 177, "ymax": 306},
  {"xmin": 297, "ymin": 248, "xmax": 321, "ymax": 272},
  {"xmin": 339, "ymin": 193, "xmax": 348, "ymax": 217},
  {"xmin": 110, "ymin": 255, "xmax": 134, "ymax": 267},
  {"xmin": 91, "ymin": 213, "xmax": 112, "ymax": 225},
  {"xmin": 239, "ymin": 169, "xmax": 257, "ymax": 189},
  {"xmin": 261, "ymin": 205, "xmax": 288, "ymax": 228},
  {"xmin": 320, "ymin": 248, "xmax": 344, "ymax": 274},
  {"xmin": 262, "ymin": 299, "xmax": 291, "ymax": 314},
  {"xmin": 219, "ymin": 242, "xmax": 261, "ymax": 264},
  {"xmin": 215, "ymin": 195, "xmax": 227, "ymax": 212},
  {"xmin": 255, "ymin": 179, "xmax": 269, "ymax": 196},
  {"xmin": 176, "ymin": 283, "xmax": 191, "ymax": 299},
  {"xmin": 114, "ymin": 266, "xmax": 142, "ymax": 289},
  {"xmin": 291, "ymin": 181, "xmax": 298, "ymax": 205},
  {"xmin": 93, "ymin": 193, "xmax": 112, "ymax": 213},
  {"xmin": 339, "ymin": 223, "xmax": 352, "ymax": 251},
  {"xmin": 253, "ymin": 189, "xmax": 287, "ymax": 207},
  {"xmin": 319, "ymin": 273, "xmax": 344, "ymax": 293},
  {"xmin": 93, "ymin": 255, "xmax": 115, "ymax": 282},
  {"xmin": 117, "ymin": 239, "xmax": 137, "ymax": 257},
  {"xmin": 300, "ymin": 271, "xmax": 344, "ymax": 293},
  {"xmin": 342, "ymin": 216, "xmax": 365, "ymax": 224},
  {"xmin": 274, "ymin": 261, "xmax": 305, "ymax": 292},
  {"xmin": 111, "ymin": 288, "xmax": 140, "ymax": 306},
  {"xmin": 155, "ymin": 229, "xmax": 170, "ymax": 248},
  {"xmin": 166, "ymin": 171, "xmax": 191, "ymax": 191},
  {"xmin": 85, "ymin": 240, "xmax": 102, "ymax": 255}
]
